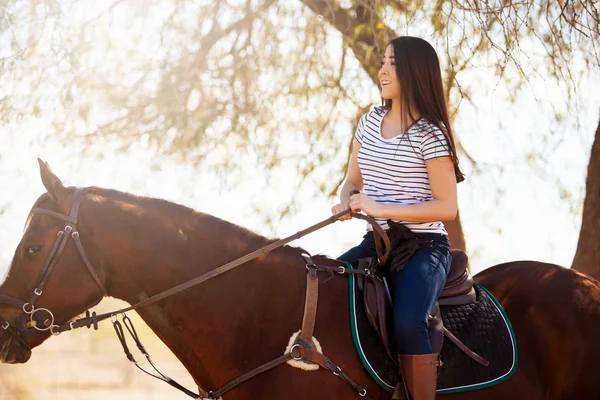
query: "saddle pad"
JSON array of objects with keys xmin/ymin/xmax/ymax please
[{"xmin": 348, "ymin": 269, "xmax": 518, "ymax": 395}]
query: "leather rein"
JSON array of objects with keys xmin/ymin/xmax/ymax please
[{"xmin": 0, "ymin": 187, "xmax": 391, "ymax": 399}]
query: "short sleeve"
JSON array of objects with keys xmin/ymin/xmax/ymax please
[
  {"xmin": 421, "ymin": 126, "xmax": 451, "ymax": 160},
  {"xmin": 354, "ymin": 113, "xmax": 367, "ymax": 145}
]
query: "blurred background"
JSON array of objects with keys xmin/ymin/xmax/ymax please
[{"xmin": 0, "ymin": 0, "xmax": 599, "ymax": 398}]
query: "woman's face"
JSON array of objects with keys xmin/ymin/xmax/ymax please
[{"xmin": 379, "ymin": 44, "xmax": 399, "ymax": 100}]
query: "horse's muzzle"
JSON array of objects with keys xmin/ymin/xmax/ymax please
[{"xmin": 0, "ymin": 336, "xmax": 32, "ymax": 364}]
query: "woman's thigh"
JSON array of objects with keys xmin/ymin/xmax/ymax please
[{"xmin": 390, "ymin": 242, "xmax": 452, "ymax": 322}]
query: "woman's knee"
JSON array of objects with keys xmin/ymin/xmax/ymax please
[{"xmin": 393, "ymin": 313, "xmax": 427, "ymax": 341}]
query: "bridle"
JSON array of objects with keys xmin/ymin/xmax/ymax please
[
  {"xmin": 0, "ymin": 187, "xmax": 107, "ymax": 349},
  {"xmin": 0, "ymin": 186, "xmax": 391, "ymax": 399}
]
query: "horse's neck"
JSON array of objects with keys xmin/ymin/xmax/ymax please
[{"xmin": 84, "ymin": 196, "xmax": 289, "ymax": 389}]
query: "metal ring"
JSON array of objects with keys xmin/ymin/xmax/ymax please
[
  {"xmin": 31, "ymin": 308, "xmax": 55, "ymax": 332},
  {"xmin": 290, "ymin": 344, "xmax": 304, "ymax": 361},
  {"xmin": 333, "ymin": 366, "xmax": 341, "ymax": 376},
  {"xmin": 69, "ymin": 321, "xmax": 77, "ymax": 330},
  {"xmin": 50, "ymin": 325, "xmax": 61, "ymax": 336},
  {"xmin": 22, "ymin": 303, "xmax": 34, "ymax": 314},
  {"xmin": 110, "ymin": 313, "xmax": 117, "ymax": 323}
]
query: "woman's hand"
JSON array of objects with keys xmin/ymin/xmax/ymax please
[
  {"xmin": 331, "ymin": 202, "xmax": 352, "ymax": 221},
  {"xmin": 349, "ymin": 192, "xmax": 382, "ymax": 217}
]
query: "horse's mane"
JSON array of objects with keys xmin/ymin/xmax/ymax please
[{"xmin": 89, "ymin": 186, "xmax": 310, "ymax": 256}]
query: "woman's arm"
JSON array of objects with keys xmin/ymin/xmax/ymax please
[
  {"xmin": 340, "ymin": 139, "xmax": 364, "ymax": 203},
  {"xmin": 332, "ymin": 139, "xmax": 364, "ymax": 220},
  {"xmin": 349, "ymin": 156, "xmax": 457, "ymax": 222}
]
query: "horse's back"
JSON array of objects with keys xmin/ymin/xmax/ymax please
[{"xmin": 472, "ymin": 261, "xmax": 600, "ymax": 399}]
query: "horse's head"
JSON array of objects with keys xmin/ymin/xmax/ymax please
[{"xmin": 0, "ymin": 159, "xmax": 107, "ymax": 363}]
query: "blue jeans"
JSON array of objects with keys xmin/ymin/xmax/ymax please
[{"xmin": 338, "ymin": 230, "xmax": 452, "ymax": 355}]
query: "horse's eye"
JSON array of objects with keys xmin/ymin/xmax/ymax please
[{"xmin": 26, "ymin": 246, "xmax": 41, "ymax": 255}]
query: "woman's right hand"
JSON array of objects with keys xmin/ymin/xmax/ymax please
[{"xmin": 331, "ymin": 202, "xmax": 352, "ymax": 221}]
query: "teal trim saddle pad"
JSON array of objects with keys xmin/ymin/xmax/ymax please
[{"xmin": 348, "ymin": 270, "xmax": 518, "ymax": 394}]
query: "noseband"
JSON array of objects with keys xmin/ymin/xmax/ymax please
[{"xmin": 0, "ymin": 187, "xmax": 107, "ymax": 349}]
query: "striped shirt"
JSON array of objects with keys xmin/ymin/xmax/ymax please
[{"xmin": 354, "ymin": 105, "xmax": 452, "ymax": 234}]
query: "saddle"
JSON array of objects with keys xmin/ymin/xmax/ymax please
[{"xmin": 355, "ymin": 249, "xmax": 479, "ymax": 362}]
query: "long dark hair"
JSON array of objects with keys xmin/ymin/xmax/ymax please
[{"xmin": 381, "ymin": 36, "xmax": 465, "ymax": 183}]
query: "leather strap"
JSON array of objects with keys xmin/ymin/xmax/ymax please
[
  {"xmin": 0, "ymin": 315, "xmax": 32, "ymax": 350},
  {"xmin": 308, "ymin": 349, "xmax": 375, "ymax": 400},
  {"xmin": 112, "ymin": 315, "xmax": 201, "ymax": 399},
  {"xmin": 60, "ymin": 209, "xmax": 390, "ymax": 333},
  {"xmin": 29, "ymin": 223, "xmax": 72, "ymax": 304},
  {"xmin": 72, "ymin": 232, "xmax": 108, "ymax": 297},
  {"xmin": 299, "ymin": 266, "xmax": 319, "ymax": 343},
  {"xmin": 442, "ymin": 325, "xmax": 489, "ymax": 366},
  {"xmin": 0, "ymin": 295, "xmax": 26, "ymax": 308},
  {"xmin": 210, "ymin": 353, "xmax": 294, "ymax": 398}
]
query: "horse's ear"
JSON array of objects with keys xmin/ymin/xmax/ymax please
[{"xmin": 37, "ymin": 158, "xmax": 67, "ymax": 203}]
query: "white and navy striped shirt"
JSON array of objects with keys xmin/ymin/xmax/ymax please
[{"xmin": 355, "ymin": 105, "xmax": 452, "ymax": 235}]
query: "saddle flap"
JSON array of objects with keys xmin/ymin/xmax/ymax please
[
  {"xmin": 428, "ymin": 303, "xmax": 444, "ymax": 354},
  {"xmin": 357, "ymin": 257, "xmax": 395, "ymax": 360}
]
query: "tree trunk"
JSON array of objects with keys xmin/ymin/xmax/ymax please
[{"xmin": 572, "ymin": 117, "xmax": 600, "ymax": 278}]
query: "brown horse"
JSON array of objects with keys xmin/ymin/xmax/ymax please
[{"xmin": 1, "ymin": 159, "xmax": 600, "ymax": 399}]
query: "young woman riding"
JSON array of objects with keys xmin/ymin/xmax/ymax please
[{"xmin": 332, "ymin": 36, "xmax": 465, "ymax": 400}]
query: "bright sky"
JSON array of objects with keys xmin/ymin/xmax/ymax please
[{"xmin": 0, "ymin": 0, "xmax": 599, "ymax": 284}]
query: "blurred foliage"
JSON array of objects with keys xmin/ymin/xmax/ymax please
[{"xmin": 0, "ymin": 0, "xmax": 598, "ymax": 223}]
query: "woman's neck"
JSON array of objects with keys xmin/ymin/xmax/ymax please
[{"xmin": 388, "ymin": 101, "xmax": 421, "ymax": 132}]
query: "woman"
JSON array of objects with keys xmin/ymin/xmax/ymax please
[{"xmin": 332, "ymin": 36, "xmax": 465, "ymax": 400}]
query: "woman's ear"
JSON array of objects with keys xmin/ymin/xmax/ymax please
[{"xmin": 37, "ymin": 158, "xmax": 67, "ymax": 203}]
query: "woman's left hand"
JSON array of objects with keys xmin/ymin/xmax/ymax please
[{"xmin": 349, "ymin": 192, "xmax": 382, "ymax": 217}]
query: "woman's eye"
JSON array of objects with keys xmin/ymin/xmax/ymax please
[{"xmin": 26, "ymin": 246, "xmax": 41, "ymax": 255}]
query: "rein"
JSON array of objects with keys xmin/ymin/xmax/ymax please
[
  {"xmin": 58, "ymin": 203, "xmax": 390, "ymax": 334},
  {"xmin": 0, "ymin": 187, "xmax": 391, "ymax": 399}
]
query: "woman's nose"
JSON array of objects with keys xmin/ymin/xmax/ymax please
[{"xmin": 379, "ymin": 64, "xmax": 390, "ymax": 76}]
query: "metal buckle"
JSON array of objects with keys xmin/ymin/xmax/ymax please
[
  {"xmin": 336, "ymin": 266, "xmax": 346, "ymax": 274},
  {"xmin": 72, "ymin": 231, "xmax": 80, "ymax": 238},
  {"xmin": 359, "ymin": 388, "xmax": 367, "ymax": 397},
  {"xmin": 34, "ymin": 288, "xmax": 43, "ymax": 296},
  {"xmin": 2, "ymin": 321, "xmax": 9, "ymax": 330},
  {"xmin": 290, "ymin": 343, "xmax": 304, "ymax": 361},
  {"xmin": 333, "ymin": 366, "xmax": 342, "ymax": 376}
]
